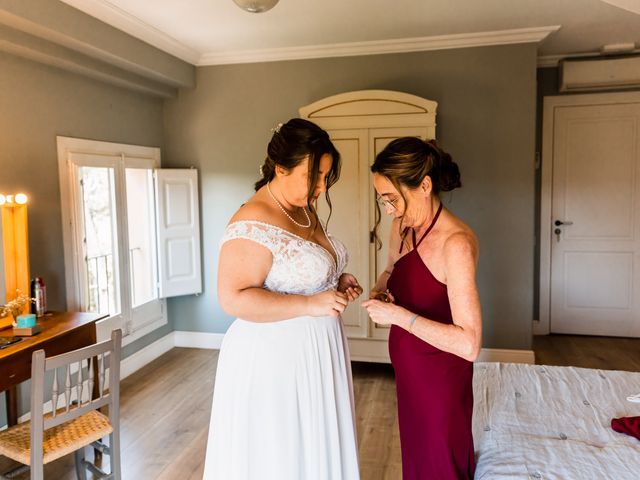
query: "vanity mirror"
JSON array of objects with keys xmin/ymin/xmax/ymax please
[{"xmin": 0, "ymin": 193, "xmax": 30, "ymax": 329}]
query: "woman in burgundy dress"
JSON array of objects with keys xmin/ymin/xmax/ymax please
[{"xmin": 361, "ymin": 137, "xmax": 482, "ymax": 480}]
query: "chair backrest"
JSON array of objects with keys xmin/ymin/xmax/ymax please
[{"xmin": 29, "ymin": 329, "xmax": 122, "ymax": 468}]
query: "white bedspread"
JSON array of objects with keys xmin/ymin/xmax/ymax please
[{"xmin": 472, "ymin": 363, "xmax": 640, "ymax": 479}]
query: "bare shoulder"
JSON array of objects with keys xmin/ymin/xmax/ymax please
[
  {"xmin": 222, "ymin": 196, "xmax": 275, "ymax": 258},
  {"xmin": 443, "ymin": 223, "xmax": 479, "ymax": 263},
  {"xmin": 228, "ymin": 190, "xmax": 276, "ymax": 225}
]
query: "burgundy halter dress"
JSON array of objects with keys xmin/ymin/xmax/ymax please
[{"xmin": 387, "ymin": 203, "xmax": 475, "ymax": 479}]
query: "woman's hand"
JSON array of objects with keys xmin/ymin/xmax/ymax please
[
  {"xmin": 307, "ymin": 290, "xmax": 348, "ymax": 317},
  {"xmin": 368, "ymin": 289, "xmax": 395, "ymax": 303},
  {"xmin": 361, "ymin": 297, "xmax": 410, "ymax": 327},
  {"xmin": 337, "ymin": 273, "xmax": 363, "ymax": 302}
]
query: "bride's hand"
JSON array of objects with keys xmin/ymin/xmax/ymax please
[
  {"xmin": 307, "ymin": 290, "xmax": 348, "ymax": 317},
  {"xmin": 337, "ymin": 273, "xmax": 363, "ymax": 302}
]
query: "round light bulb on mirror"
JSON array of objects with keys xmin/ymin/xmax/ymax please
[
  {"xmin": 232, "ymin": 0, "xmax": 279, "ymax": 13},
  {"xmin": 0, "ymin": 194, "xmax": 5, "ymax": 205},
  {"xmin": 15, "ymin": 193, "xmax": 28, "ymax": 204}
]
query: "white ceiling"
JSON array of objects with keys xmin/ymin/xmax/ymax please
[{"xmin": 60, "ymin": 0, "xmax": 640, "ymax": 66}]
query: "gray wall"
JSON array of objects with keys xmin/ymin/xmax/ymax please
[
  {"xmin": 534, "ymin": 67, "xmax": 560, "ymax": 320},
  {"xmin": 0, "ymin": 51, "xmax": 171, "ymax": 426},
  {"xmin": 163, "ymin": 43, "xmax": 538, "ymax": 350}
]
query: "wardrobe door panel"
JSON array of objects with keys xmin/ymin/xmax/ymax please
[
  {"xmin": 317, "ymin": 129, "xmax": 370, "ymax": 337},
  {"xmin": 368, "ymin": 127, "xmax": 431, "ymax": 340}
]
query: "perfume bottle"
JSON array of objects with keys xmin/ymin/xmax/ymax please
[{"xmin": 30, "ymin": 277, "xmax": 47, "ymax": 317}]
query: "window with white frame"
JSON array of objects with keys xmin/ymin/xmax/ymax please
[{"xmin": 57, "ymin": 137, "xmax": 202, "ymax": 343}]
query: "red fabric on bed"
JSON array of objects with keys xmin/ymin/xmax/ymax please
[{"xmin": 611, "ymin": 416, "xmax": 640, "ymax": 441}]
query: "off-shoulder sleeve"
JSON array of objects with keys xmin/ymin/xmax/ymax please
[{"xmin": 220, "ymin": 221, "xmax": 278, "ymax": 255}]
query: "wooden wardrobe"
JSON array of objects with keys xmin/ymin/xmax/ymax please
[{"xmin": 300, "ymin": 90, "xmax": 437, "ymax": 362}]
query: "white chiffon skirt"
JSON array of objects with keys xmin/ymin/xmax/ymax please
[{"xmin": 202, "ymin": 315, "xmax": 360, "ymax": 480}]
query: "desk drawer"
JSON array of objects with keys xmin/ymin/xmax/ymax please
[
  {"xmin": 0, "ymin": 326, "xmax": 96, "ymax": 391},
  {"xmin": 0, "ymin": 352, "xmax": 32, "ymax": 391}
]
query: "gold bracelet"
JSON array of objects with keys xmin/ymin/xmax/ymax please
[{"xmin": 408, "ymin": 313, "xmax": 419, "ymax": 332}]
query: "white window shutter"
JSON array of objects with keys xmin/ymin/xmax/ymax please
[{"xmin": 154, "ymin": 168, "xmax": 202, "ymax": 298}]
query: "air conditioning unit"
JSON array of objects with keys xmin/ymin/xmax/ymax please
[{"xmin": 559, "ymin": 55, "xmax": 640, "ymax": 92}]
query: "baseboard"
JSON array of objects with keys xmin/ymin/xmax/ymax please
[
  {"xmin": 144, "ymin": 329, "xmax": 536, "ymax": 365},
  {"xmin": 117, "ymin": 333, "xmax": 537, "ymax": 379},
  {"xmin": 170, "ymin": 331, "xmax": 535, "ymax": 364},
  {"xmin": 348, "ymin": 337, "xmax": 534, "ymax": 364},
  {"xmin": 477, "ymin": 348, "xmax": 535, "ymax": 364},
  {"xmin": 120, "ymin": 330, "xmax": 224, "ymax": 378},
  {"xmin": 173, "ymin": 331, "xmax": 224, "ymax": 349},
  {"xmin": 120, "ymin": 331, "xmax": 176, "ymax": 379}
]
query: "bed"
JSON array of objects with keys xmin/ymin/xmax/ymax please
[{"xmin": 472, "ymin": 363, "xmax": 640, "ymax": 479}]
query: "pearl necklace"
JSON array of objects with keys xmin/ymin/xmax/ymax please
[{"xmin": 266, "ymin": 182, "xmax": 311, "ymax": 228}]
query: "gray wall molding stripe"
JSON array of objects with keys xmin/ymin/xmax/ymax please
[
  {"xmin": 0, "ymin": 23, "xmax": 176, "ymax": 98},
  {"xmin": 0, "ymin": 0, "xmax": 195, "ymax": 90}
]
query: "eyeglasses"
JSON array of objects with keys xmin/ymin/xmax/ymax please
[{"xmin": 376, "ymin": 195, "xmax": 398, "ymax": 211}]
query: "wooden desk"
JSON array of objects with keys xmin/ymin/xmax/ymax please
[{"xmin": 0, "ymin": 311, "xmax": 106, "ymax": 426}]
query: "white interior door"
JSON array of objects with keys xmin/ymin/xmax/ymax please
[{"xmin": 550, "ymin": 102, "xmax": 640, "ymax": 337}]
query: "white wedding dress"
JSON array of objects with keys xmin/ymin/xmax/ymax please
[{"xmin": 202, "ymin": 220, "xmax": 360, "ymax": 480}]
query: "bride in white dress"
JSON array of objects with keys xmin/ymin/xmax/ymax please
[{"xmin": 203, "ymin": 119, "xmax": 362, "ymax": 479}]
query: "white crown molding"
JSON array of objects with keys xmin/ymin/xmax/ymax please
[
  {"xmin": 199, "ymin": 25, "xmax": 560, "ymax": 66},
  {"xmin": 600, "ymin": 0, "xmax": 640, "ymax": 15},
  {"xmin": 538, "ymin": 48, "xmax": 640, "ymax": 67},
  {"xmin": 58, "ymin": 0, "xmax": 201, "ymax": 64}
]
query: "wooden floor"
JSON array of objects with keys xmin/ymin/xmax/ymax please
[
  {"xmin": 532, "ymin": 334, "xmax": 640, "ymax": 371},
  {"xmin": 1, "ymin": 334, "xmax": 638, "ymax": 479},
  {"xmin": 0, "ymin": 348, "xmax": 216, "ymax": 480}
]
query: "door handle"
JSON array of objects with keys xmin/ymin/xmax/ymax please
[{"xmin": 554, "ymin": 220, "xmax": 573, "ymax": 226}]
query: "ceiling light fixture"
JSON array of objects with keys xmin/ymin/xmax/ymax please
[{"xmin": 232, "ymin": 0, "xmax": 279, "ymax": 13}]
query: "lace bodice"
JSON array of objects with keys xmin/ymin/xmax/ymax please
[{"xmin": 221, "ymin": 220, "xmax": 348, "ymax": 295}]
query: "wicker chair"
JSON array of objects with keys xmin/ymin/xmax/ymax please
[{"xmin": 0, "ymin": 329, "xmax": 122, "ymax": 479}]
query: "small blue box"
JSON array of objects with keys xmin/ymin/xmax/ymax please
[{"xmin": 16, "ymin": 313, "xmax": 36, "ymax": 328}]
